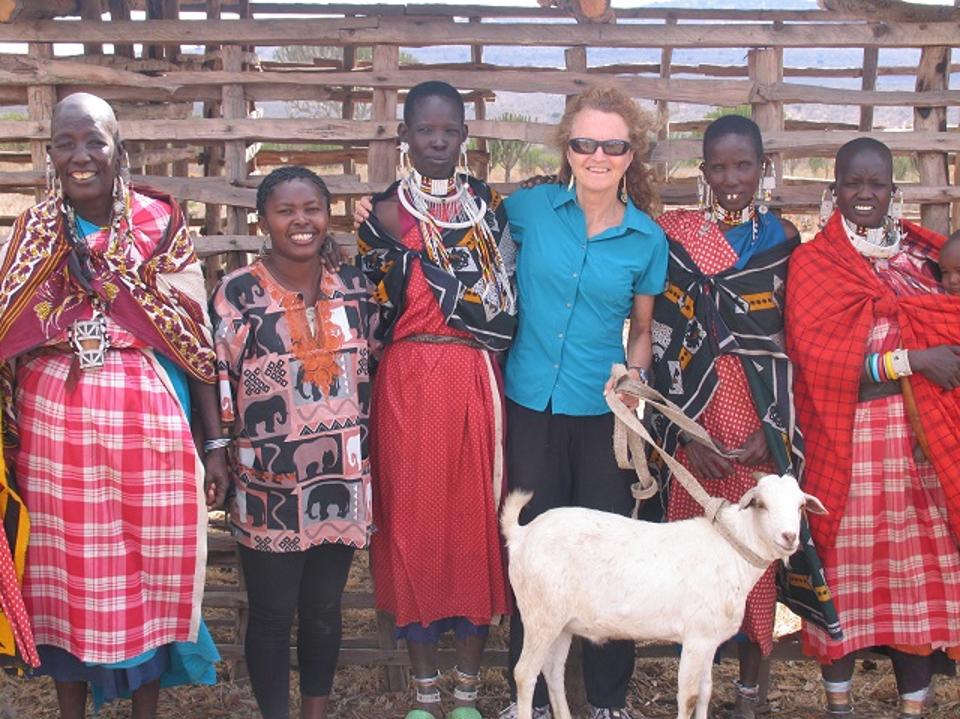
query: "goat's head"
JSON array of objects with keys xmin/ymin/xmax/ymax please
[{"xmin": 738, "ymin": 474, "xmax": 827, "ymax": 560}]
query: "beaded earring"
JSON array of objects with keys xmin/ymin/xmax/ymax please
[
  {"xmin": 398, "ymin": 141, "xmax": 412, "ymax": 178},
  {"xmin": 618, "ymin": 175, "xmax": 629, "ymax": 205},
  {"xmin": 890, "ymin": 187, "xmax": 904, "ymax": 221},
  {"xmin": 697, "ymin": 172, "xmax": 714, "ymax": 220},
  {"xmin": 819, "ymin": 187, "xmax": 835, "ymax": 228},
  {"xmin": 756, "ymin": 158, "xmax": 775, "ymax": 215},
  {"xmin": 459, "ymin": 141, "xmax": 471, "ymax": 178}
]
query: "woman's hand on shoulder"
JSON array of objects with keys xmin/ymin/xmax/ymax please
[
  {"xmin": 352, "ymin": 195, "xmax": 374, "ymax": 230},
  {"xmin": 909, "ymin": 345, "xmax": 960, "ymax": 390},
  {"xmin": 519, "ymin": 174, "xmax": 559, "ymax": 190}
]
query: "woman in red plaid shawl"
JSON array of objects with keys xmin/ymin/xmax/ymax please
[
  {"xmin": 0, "ymin": 93, "xmax": 222, "ymax": 718},
  {"xmin": 786, "ymin": 138, "xmax": 960, "ymax": 719}
]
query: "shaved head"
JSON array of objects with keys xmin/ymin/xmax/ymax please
[
  {"xmin": 835, "ymin": 137, "xmax": 892, "ymax": 181},
  {"xmin": 52, "ymin": 92, "xmax": 119, "ymax": 139}
]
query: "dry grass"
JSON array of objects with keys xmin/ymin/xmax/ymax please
[{"xmin": 3, "ymin": 554, "xmax": 958, "ymax": 719}]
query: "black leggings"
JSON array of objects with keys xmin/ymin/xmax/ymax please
[
  {"xmin": 238, "ymin": 542, "xmax": 355, "ymax": 719},
  {"xmin": 505, "ymin": 400, "xmax": 637, "ymax": 710}
]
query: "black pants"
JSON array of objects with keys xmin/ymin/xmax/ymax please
[
  {"xmin": 238, "ymin": 542, "xmax": 355, "ymax": 719},
  {"xmin": 506, "ymin": 400, "xmax": 637, "ymax": 710}
]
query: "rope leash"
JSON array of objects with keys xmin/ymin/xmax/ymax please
[{"xmin": 605, "ymin": 364, "xmax": 770, "ymax": 569}]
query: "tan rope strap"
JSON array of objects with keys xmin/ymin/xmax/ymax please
[{"xmin": 605, "ymin": 364, "xmax": 770, "ymax": 570}]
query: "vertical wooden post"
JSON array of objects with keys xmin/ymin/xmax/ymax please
[
  {"xmin": 914, "ymin": 46, "xmax": 951, "ymax": 235},
  {"xmin": 79, "ymin": 0, "xmax": 103, "ymax": 56},
  {"xmin": 367, "ymin": 45, "xmax": 399, "ymax": 188},
  {"xmin": 27, "ymin": 43, "xmax": 56, "ymax": 203},
  {"xmin": 470, "ymin": 18, "xmax": 488, "ymax": 181},
  {"xmin": 656, "ymin": 18, "xmax": 676, "ymax": 184},
  {"xmin": 564, "ymin": 46, "xmax": 587, "ymax": 108},
  {"xmin": 222, "ymin": 44, "xmax": 248, "ymax": 271},
  {"xmin": 341, "ymin": 42, "xmax": 357, "ymax": 230},
  {"xmin": 369, "ymin": 48, "xmax": 403, "ymax": 684},
  {"xmin": 202, "ymin": 0, "xmax": 225, "ymax": 290},
  {"xmin": 858, "ymin": 46, "xmax": 879, "ymax": 132},
  {"xmin": 748, "ymin": 46, "xmax": 784, "ymax": 194},
  {"xmin": 107, "ymin": 0, "xmax": 133, "ymax": 58}
]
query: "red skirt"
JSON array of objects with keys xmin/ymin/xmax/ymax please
[{"xmin": 369, "ymin": 261, "xmax": 509, "ymax": 628}]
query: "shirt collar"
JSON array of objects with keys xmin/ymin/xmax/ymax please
[{"xmin": 552, "ymin": 183, "xmax": 652, "ymax": 235}]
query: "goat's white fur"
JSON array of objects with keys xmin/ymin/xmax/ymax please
[{"xmin": 501, "ymin": 474, "xmax": 826, "ymax": 719}]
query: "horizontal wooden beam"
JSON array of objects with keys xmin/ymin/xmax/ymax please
[
  {"xmin": 177, "ymin": 3, "xmax": 882, "ymax": 22},
  {"xmin": 0, "ymin": 117, "xmax": 555, "ymax": 144},
  {"xmin": 2, "ymin": 17, "xmax": 960, "ymax": 48}
]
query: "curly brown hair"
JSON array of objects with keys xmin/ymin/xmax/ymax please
[{"xmin": 555, "ymin": 85, "xmax": 661, "ymax": 215}]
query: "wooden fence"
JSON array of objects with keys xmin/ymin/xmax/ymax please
[{"xmin": 1, "ymin": 0, "xmax": 957, "ymax": 688}]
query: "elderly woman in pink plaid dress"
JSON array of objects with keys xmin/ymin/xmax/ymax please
[{"xmin": 0, "ymin": 93, "xmax": 222, "ymax": 718}]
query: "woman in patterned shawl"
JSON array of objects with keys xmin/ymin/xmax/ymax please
[
  {"xmin": 786, "ymin": 138, "xmax": 960, "ymax": 719},
  {"xmin": 0, "ymin": 93, "xmax": 220, "ymax": 718},
  {"xmin": 651, "ymin": 115, "xmax": 804, "ymax": 719},
  {"xmin": 357, "ymin": 81, "xmax": 516, "ymax": 719}
]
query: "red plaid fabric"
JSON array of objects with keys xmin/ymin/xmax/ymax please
[
  {"xmin": 786, "ymin": 211, "xmax": 960, "ymax": 550},
  {"xmin": 13, "ymin": 348, "xmax": 204, "ymax": 663},
  {"xmin": 803, "ymin": 320, "xmax": 960, "ymax": 660},
  {"xmin": 663, "ymin": 210, "xmax": 777, "ymax": 655}
]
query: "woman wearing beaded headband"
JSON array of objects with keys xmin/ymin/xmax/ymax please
[
  {"xmin": 786, "ymin": 138, "xmax": 960, "ymax": 719},
  {"xmin": 356, "ymin": 81, "xmax": 516, "ymax": 719},
  {"xmin": 646, "ymin": 115, "xmax": 804, "ymax": 719},
  {"xmin": 0, "ymin": 93, "xmax": 222, "ymax": 717}
]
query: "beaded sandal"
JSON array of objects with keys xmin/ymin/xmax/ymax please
[
  {"xmin": 446, "ymin": 666, "xmax": 482, "ymax": 719},
  {"xmin": 406, "ymin": 671, "xmax": 443, "ymax": 719}
]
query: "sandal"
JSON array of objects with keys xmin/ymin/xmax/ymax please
[
  {"xmin": 824, "ymin": 689, "xmax": 861, "ymax": 719},
  {"xmin": 898, "ymin": 696, "xmax": 925, "ymax": 719},
  {"xmin": 406, "ymin": 671, "xmax": 443, "ymax": 719},
  {"xmin": 729, "ymin": 681, "xmax": 760, "ymax": 719},
  {"xmin": 447, "ymin": 666, "xmax": 482, "ymax": 719}
]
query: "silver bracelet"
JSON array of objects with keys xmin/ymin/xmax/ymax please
[
  {"xmin": 204, "ymin": 437, "xmax": 232, "ymax": 453},
  {"xmin": 891, "ymin": 348, "xmax": 912, "ymax": 378}
]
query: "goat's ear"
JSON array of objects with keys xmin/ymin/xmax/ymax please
[
  {"xmin": 738, "ymin": 487, "xmax": 758, "ymax": 510},
  {"xmin": 751, "ymin": 471, "xmax": 766, "ymax": 482},
  {"xmin": 803, "ymin": 493, "xmax": 828, "ymax": 515}
]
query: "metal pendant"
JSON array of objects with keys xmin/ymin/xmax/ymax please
[{"xmin": 68, "ymin": 312, "xmax": 110, "ymax": 370}]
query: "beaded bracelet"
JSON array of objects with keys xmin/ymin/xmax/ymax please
[{"xmin": 883, "ymin": 352, "xmax": 898, "ymax": 382}]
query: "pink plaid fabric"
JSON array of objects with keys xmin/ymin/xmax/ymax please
[
  {"xmin": 14, "ymin": 348, "xmax": 203, "ymax": 663},
  {"xmin": 803, "ymin": 318, "xmax": 960, "ymax": 660}
]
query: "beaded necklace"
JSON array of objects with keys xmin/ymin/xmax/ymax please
[
  {"xmin": 398, "ymin": 168, "xmax": 513, "ymax": 314},
  {"xmin": 841, "ymin": 216, "xmax": 902, "ymax": 260},
  {"xmin": 711, "ymin": 201, "xmax": 759, "ymax": 245}
]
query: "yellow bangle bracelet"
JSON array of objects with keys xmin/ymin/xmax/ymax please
[{"xmin": 883, "ymin": 351, "xmax": 898, "ymax": 381}]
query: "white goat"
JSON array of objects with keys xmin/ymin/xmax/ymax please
[{"xmin": 501, "ymin": 473, "xmax": 826, "ymax": 719}]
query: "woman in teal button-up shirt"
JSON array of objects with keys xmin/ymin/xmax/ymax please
[{"xmin": 501, "ymin": 86, "xmax": 668, "ymax": 719}]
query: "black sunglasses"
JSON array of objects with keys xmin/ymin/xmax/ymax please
[{"xmin": 568, "ymin": 137, "xmax": 632, "ymax": 156}]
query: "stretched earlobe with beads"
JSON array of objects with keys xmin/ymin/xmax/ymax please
[
  {"xmin": 890, "ymin": 186, "xmax": 904, "ymax": 221},
  {"xmin": 756, "ymin": 157, "xmax": 775, "ymax": 215},
  {"xmin": 398, "ymin": 140, "xmax": 412, "ymax": 178},
  {"xmin": 697, "ymin": 172, "xmax": 714, "ymax": 220},
  {"xmin": 819, "ymin": 186, "xmax": 835, "ymax": 228}
]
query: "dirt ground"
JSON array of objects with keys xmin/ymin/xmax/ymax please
[{"xmin": 3, "ymin": 550, "xmax": 959, "ymax": 719}]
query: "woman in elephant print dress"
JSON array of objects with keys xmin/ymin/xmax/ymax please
[{"xmin": 208, "ymin": 167, "xmax": 380, "ymax": 719}]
